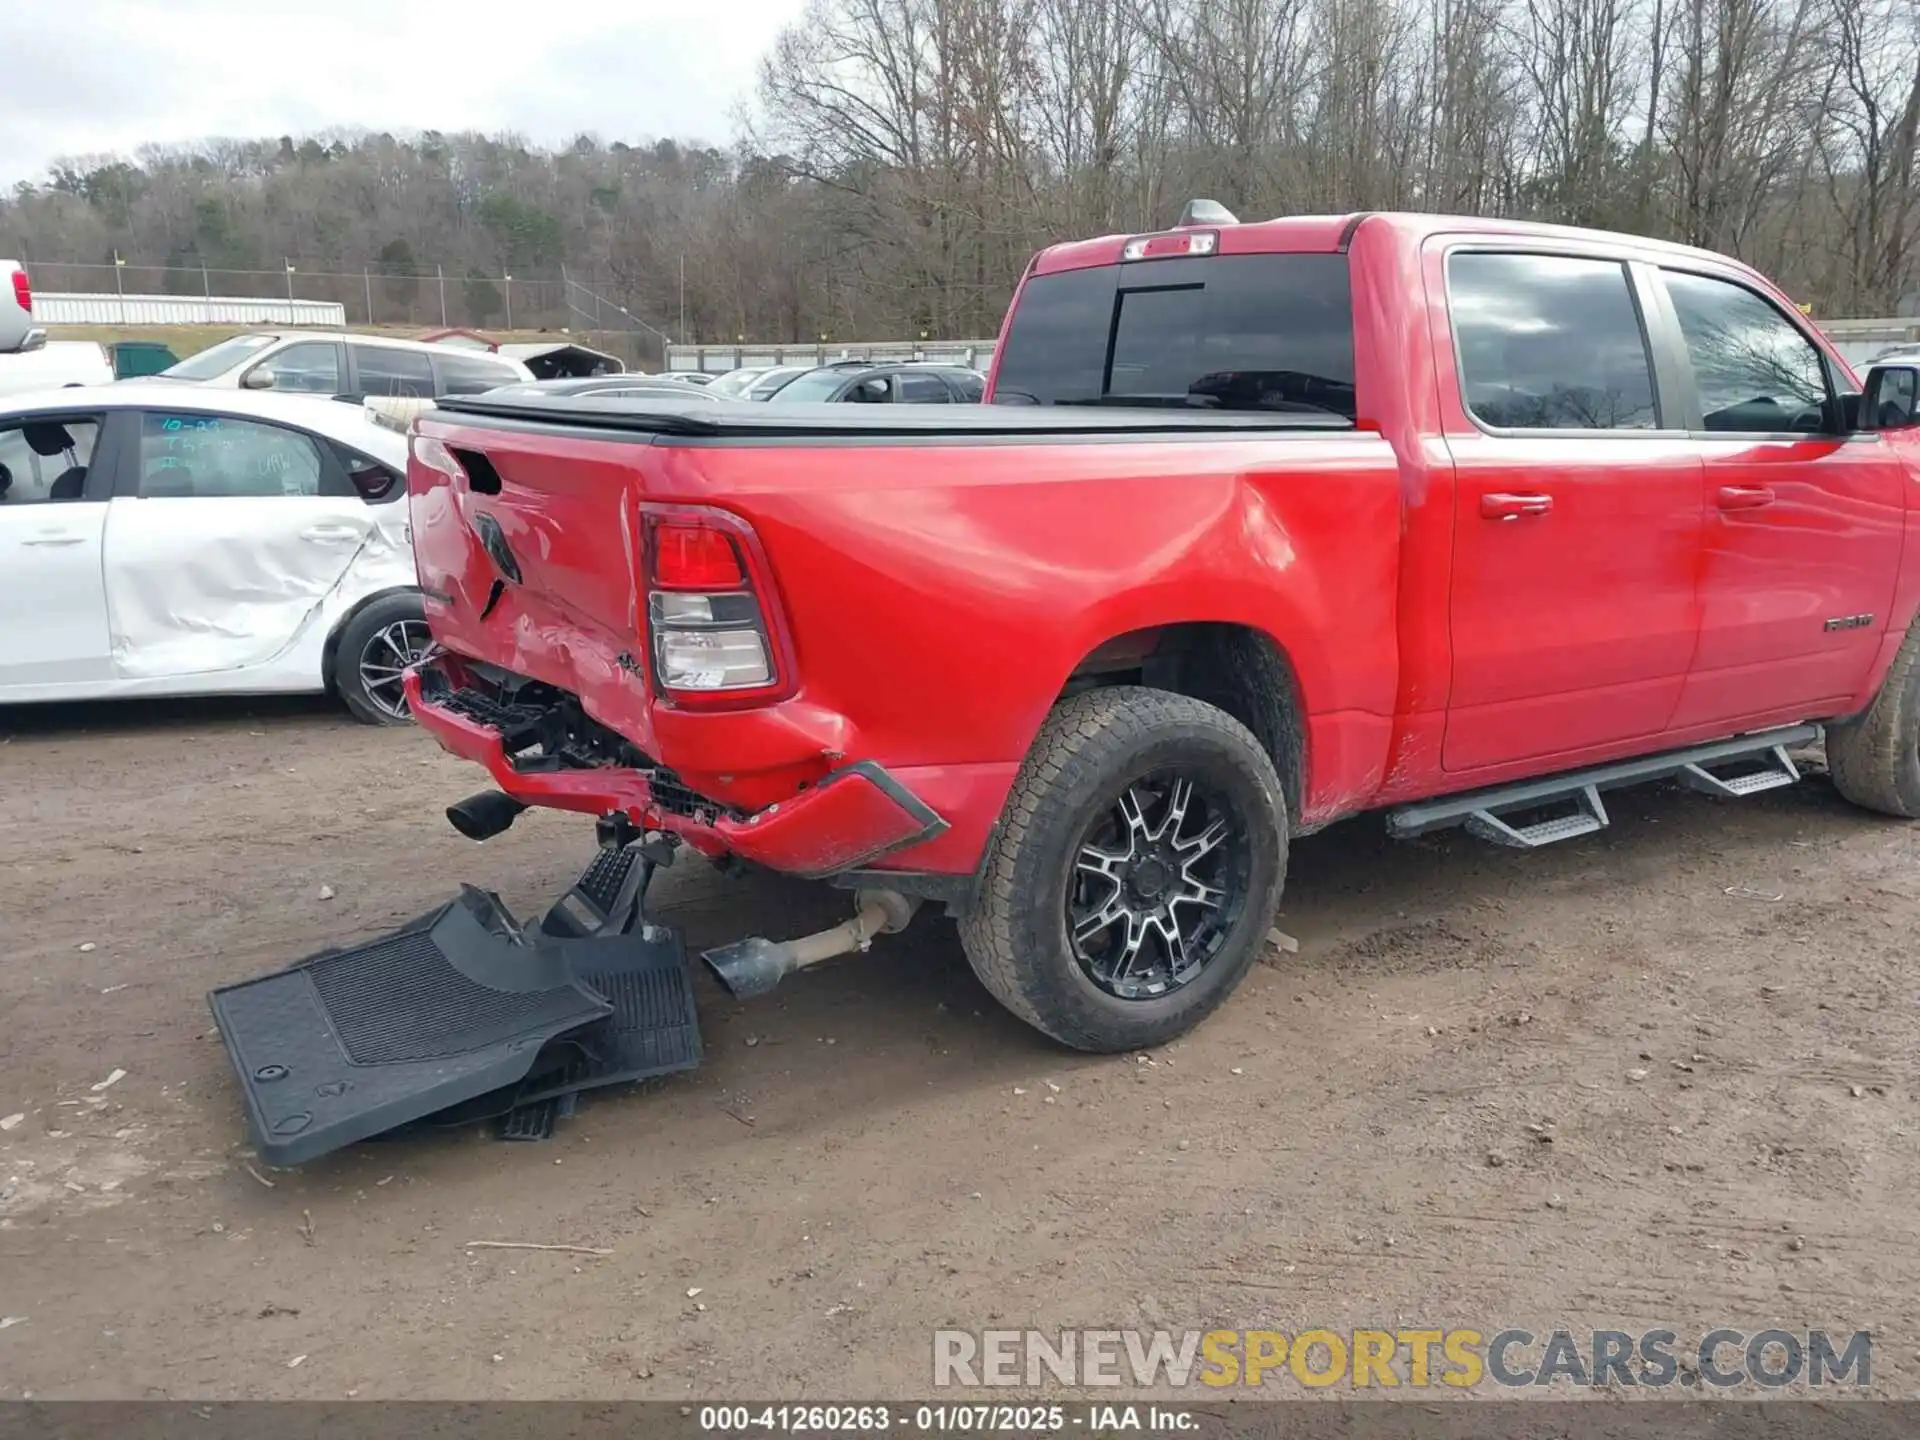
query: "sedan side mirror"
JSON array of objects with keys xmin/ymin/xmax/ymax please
[
  {"xmin": 242, "ymin": 366, "xmax": 278, "ymax": 391},
  {"xmin": 1861, "ymin": 364, "xmax": 1920, "ymax": 431}
]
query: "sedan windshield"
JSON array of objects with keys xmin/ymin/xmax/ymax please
[
  {"xmin": 747, "ymin": 367, "xmax": 809, "ymax": 399},
  {"xmin": 770, "ymin": 369, "xmax": 854, "ymax": 403},
  {"xmin": 708, "ymin": 368, "xmax": 765, "ymax": 396},
  {"xmin": 159, "ymin": 334, "xmax": 279, "ymax": 381}
]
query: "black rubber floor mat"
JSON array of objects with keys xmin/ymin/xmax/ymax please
[
  {"xmin": 474, "ymin": 925, "xmax": 706, "ymax": 1136},
  {"xmin": 512, "ymin": 927, "xmax": 703, "ymax": 1106},
  {"xmin": 209, "ymin": 888, "xmax": 614, "ymax": 1166},
  {"xmin": 367, "ymin": 926, "xmax": 701, "ymax": 1144}
]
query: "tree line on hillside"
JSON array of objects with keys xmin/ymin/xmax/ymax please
[{"xmin": 2, "ymin": 0, "xmax": 1916, "ymax": 350}]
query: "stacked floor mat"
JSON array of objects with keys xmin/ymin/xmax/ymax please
[{"xmin": 209, "ymin": 847, "xmax": 701, "ymax": 1165}]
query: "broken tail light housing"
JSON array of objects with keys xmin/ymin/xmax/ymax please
[
  {"xmin": 641, "ymin": 506, "xmax": 793, "ymax": 704},
  {"xmin": 410, "ymin": 433, "xmax": 465, "ymax": 484},
  {"xmin": 653, "ymin": 524, "xmax": 744, "ymax": 590}
]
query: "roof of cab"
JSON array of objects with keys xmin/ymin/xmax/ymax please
[
  {"xmin": 1028, "ymin": 210, "xmax": 1759, "ymax": 278},
  {"xmin": 1032, "ymin": 214, "xmax": 1362, "ymax": 275}
]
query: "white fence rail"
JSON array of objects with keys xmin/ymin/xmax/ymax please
[
  {"xmin": 37, "ymin": 292, "xmax": 347, "ymax": 327},
  {"xmin": 668, "ymin": 340, "xmax": 997, "ymax": 374},
  {"xmin": 1820, "ymin": 318, "xmax": 1920, "ymax": 369}
]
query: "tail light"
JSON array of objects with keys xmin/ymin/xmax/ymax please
[
  {"xmin": 642, "ymin": 507, "xmax": 790, "ymax": 700},
  {"xmin": 10, "ymin": 268, "xmax": 29, "ymax": 313}
]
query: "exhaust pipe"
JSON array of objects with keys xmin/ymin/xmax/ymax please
[
  {"xmin": 446, "ymin": 790, "xmax": 527, "ymax": 842},
  {"xmin": 702, "ymin": 889, "xmax": 921, "ymax": 999}
]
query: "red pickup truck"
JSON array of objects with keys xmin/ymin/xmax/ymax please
[{"xmin": 403, "ymin": 208, "xmax": 1920, "ymax": 1055}]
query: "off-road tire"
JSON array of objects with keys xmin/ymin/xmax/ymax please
[
  {"xmin": 959, "ymin": 686, "xmax": 1288, "ymax": 1052},
  {"xmin": 333, "ymin": 592, "xmax": 431, "ymax": 727},
  {"xmin": 1827, "ymin": 620, "xmax": 1920, "ymax": 817}
]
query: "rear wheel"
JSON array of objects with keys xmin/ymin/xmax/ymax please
[
  {"xmin": 959, "ymin": 687, "xmax": 1287, "ymax": 1052},
  {"xmin": 334, "ymin": 592, "xmax": 431, "ymax": 726},
  {"xmin": 1827, "ymin": 620, "xmax": 1920, "ymax": 817}
]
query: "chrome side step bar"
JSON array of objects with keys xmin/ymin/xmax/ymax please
[{"xmin": 1387, "ymin": 724, "xmax": 1818, "ymax": 850}]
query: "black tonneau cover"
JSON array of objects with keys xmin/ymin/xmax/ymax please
[{"xmin": 431, "ymin": 393, "xmax": 1355, "ymax": 439}]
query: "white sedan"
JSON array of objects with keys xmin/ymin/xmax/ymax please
[{"xmin": 0, "ymin": 386, "xmax": 427, "ymax": 724}]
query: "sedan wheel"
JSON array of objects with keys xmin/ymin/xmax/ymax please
[
  {"xmin": 357, "ymin": 619, "xmax": 433, "ymax": 721},
  {"xmin": 334, "ymin": 593, "xmax": 433, "ymax": 726}
]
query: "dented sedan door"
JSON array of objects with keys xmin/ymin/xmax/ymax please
[{"xmin": 103, "ymin": 408, "xmax": 379, "ymax": 678}]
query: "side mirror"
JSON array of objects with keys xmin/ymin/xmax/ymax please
[
  {"xmin": 242, "ymin": 366, "xmax": 277, "ymax": 391},
  {"xmin": 1861, "ymin": 365, "xmax": 1920, "ymax": 431}
]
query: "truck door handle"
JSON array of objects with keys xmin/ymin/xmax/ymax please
[
  {"xmin": 1480, "ymin": 492, "xmax": 1554, "ymax": 521},
  {"xmin": 1717, "ymin": 484, "xmax": 1776, "ymax": 511},
  {"xmin": 301, "ymin": 524, "xmax": 364, "ymax": 542},
  {"xmin": 21, "ymin": 531, "xmax": 86, "ymax": 546}
]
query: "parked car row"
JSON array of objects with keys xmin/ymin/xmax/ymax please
[
  {"xmin": 483, "ymin": 363, "xmax": 990, "ymax": 407},
  {"xmin": 0, "ymin": 299, "xmax": 982, "ymax": 723},
  {"xmin": 484, "ymin": 359, "xmax": 994, "ymax": 405},
  {"xmin": 696, "ymin": 360, "xmax": 988, "ymax": 403},
  {"xmin": 485, "ymin": 375, "xmax": 733, "ymax": 403}
]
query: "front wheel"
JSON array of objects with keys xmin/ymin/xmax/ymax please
[
  {"xmin": 333, "ymin": 592, "xmax": 432, "ymax": 726},
  {"xmin": 959, "ymin": 686, "xmax": 1288, "ymax": 1052},
  {"xmin": 1828, "ymin": 618, "xmax": 1920, "ymax": 817}
]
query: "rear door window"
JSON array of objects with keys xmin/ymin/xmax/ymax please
[
  {"xmin": 0, "ymin": 417, "xmax": 100, "ymax": 504},
  {"xmin": 138, "ymin": 413, "xmax": 329, "ymax": 498},
  {"xmin": 992, "ymin": 254, "xmax": 1356, "ymax": 418},
  {"xmin": 352, "ymin": 345, "xmax": 435, "ymax": 398},
  {"xmin": 842, "ymin": 375, "xmax": 893, "ymax": 404},
  {"xmin": 898, "ymin": 372, "xmax": 951, "ymax": 403},
  {"xmin": 1448, "ymin": 253, "xmax": 1660, "ymax": 430}
]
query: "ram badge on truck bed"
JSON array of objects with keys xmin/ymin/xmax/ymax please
[{"xmin": 403, "ymin": 205, "xmax": 1920, "ymax": 1055}]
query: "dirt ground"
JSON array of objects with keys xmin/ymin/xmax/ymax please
[{"xmin": 2, "ymin": 697, "xmax": 1916, "ymax": 1401}]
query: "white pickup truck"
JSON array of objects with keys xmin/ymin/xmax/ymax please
[
  {"xmin": 0, "ymin": 260, "xmax": 116, "ymax": 396},
  {"xmin": 1, "ymin": 260, "xmax": 41, "ymax": 354}
]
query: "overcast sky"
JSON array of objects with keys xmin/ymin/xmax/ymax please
[{"xmin": 1, "ymin": 0, "xmax": 807, "ymax": 186}]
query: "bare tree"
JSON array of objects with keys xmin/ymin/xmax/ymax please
[
  {"xmin": 1813, "ymin": 0, "xmax": 1920, "ymax": 312},
  {"xmin": 1516, "ymin": 0, "xmax": 1643, "ymax": 224},
  {"xmin": 3, "ymin": 0, "xmax": 1919, "ymax": 346},
  {"xmin": 1660, "ymin": 0, "xmax": 1829, "ymax": 254}
]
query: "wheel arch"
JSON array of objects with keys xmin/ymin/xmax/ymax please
[
  {"xmin": 321, "ymin": 585, "xmax": 425, "ymax": 694},
  {"xmin": 1057, "ymin": 621, "xmax": 1308, "ymax": 824}
]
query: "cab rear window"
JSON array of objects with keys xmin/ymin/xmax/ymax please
[{"xmin": 992, "ymin": 253, "xmax": 1356, "ymax": 420}]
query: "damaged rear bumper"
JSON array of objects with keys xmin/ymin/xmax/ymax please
[{"xmin": 405, "ymin": 662, "xmax": 947, "ymax": 879}]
